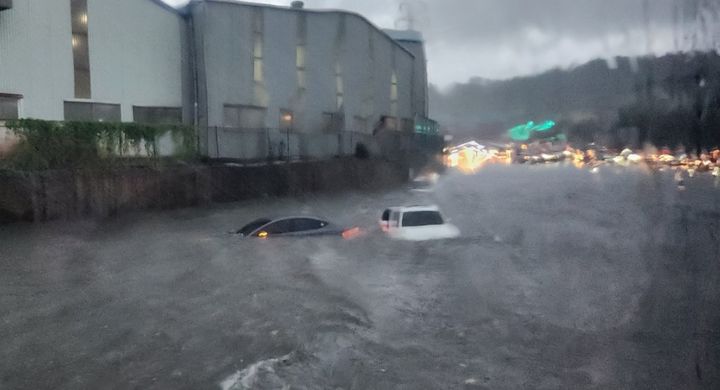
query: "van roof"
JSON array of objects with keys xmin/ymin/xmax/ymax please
[{"xmin": 385, "ymin": 205, "xmax": 441, "ymax": 213}]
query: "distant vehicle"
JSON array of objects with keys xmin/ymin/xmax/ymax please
[
  {"xmin": 379, "ymin": 206, "xmax": 460, "ymax": 241},
  {"xmin": 409, "ymin": 173, "xmax": 439, "ymax": 193},
  {"xmin": 236, "ymin": 217, "xmax": 359, "ymax": 239}
]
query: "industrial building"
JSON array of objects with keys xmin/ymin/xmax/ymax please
[{"xmin": 0, "ymin": 0, "xmax": 433, "ymax": 159}]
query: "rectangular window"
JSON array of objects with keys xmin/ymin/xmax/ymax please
[
  {"xmin": 335, "ymin": 63, "xmax": 344, "ymax": 110},
  {"xmin": 253, "ymin": 8, "xmax": 263, "ymax": 33},
  {"xmin": 390, "ymin": 72, "xmax": 399, "ymax": 118},
  {"xmin": 383, "ymin": 116, "xmax": 398, "ymax": 131},
  {"xmin": 64, "ymin": 101, "xmax": 121, "ymax": 122},
  {"xmin": 253, "ymin": 58, "xmax": 263, "ymax": 83},
  {"xmin": 322, "ymin": 112, "xmax": 344, "ymax": 133},
  {"xmin": 223, "ymin": 105, "xmax": 266, "ymax": 129},
  {"xmin": 0, "ymin": 0, "xmax": 13, "ymax": 12},
  {"xmin": 297, "ymin": 70, "xmax": 306, "ymax": 89},
  {"xmin": 253, "ymin": 38, "xmax": 263, "ymax": 59},
  {"xmin": 0, "ymin": 94, "xmax": 20, "ymax": 120},
  {"xmin": 296, "ymin": 14, "xmax": 307, "ymax": 91},
  {"xmin": 252, "ymin": 8, "xmax": 264, "ymax": 84},
  {"xmin": 352, "ymin": 116, "xmax": 367, "ymax": 133},
  {"xmin": 71, "ymin": 0, "xmax": 91, "ymax": 99},
  {"xmin": 133, "ymin": 106, "xmax": 182, "ymax": 125},
  {"xmin": 401, "ymin": 118, "xmax": 414, "ymax": 134},
  {"xmin": 296, "ymin": 46, "xmax": 305, "ymax": 69}
]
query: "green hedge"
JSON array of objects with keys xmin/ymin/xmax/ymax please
[{"xmin": 2, "ymin": 119, "xmax": 196, "ymax": 170}]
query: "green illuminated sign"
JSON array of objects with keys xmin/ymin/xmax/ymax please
[{"xmin": 508, "ymin": 120, "xmax": 556, "ymax": 141}]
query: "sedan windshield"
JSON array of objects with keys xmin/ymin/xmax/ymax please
[{"xmin": 237, "ymin": 218, "xmax": 271, "ymax": 236}]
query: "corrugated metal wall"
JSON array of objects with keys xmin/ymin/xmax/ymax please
[{"xmin": 197, "ymin": 2, "xmax": 419, "ymax": 134}]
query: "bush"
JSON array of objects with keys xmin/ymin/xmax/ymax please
[{"xmin": 2, "ymin": 119, "xmax": 195, "ymax": 170}]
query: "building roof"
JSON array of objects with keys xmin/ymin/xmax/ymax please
[
  {"xmin": 187, "ymin": 0, "xmax": 415, "ymax": 58},
  {"xmin": 149, "ymin": 0, "xmax": 188, "ymax": 15},
  {"xmin": 383, "ymin": 29, "xmax": 424, "ymax": 43}
]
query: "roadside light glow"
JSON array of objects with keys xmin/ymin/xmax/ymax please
[
  {"xmin": 342, "ymin": 227, "xmax": 362, "ymax": 239},
  {"xmin": 80, "ymin": 13, "xmax": 88, "ymax": 25},
  {"xmin": 258, "ymin": 231, "xmax": 268, "ymax": 238},
  {"xmin": 281, "ymin": 114, "xmax": 293, "ymax": 122},
  {"xmin": 72, "ymin": 36, "xmax": 79, "ymax": 48}
]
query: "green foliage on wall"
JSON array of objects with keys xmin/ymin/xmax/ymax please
[{"xmin": 2, "ymin": 119, "xmax": 196, "ymax": 170}]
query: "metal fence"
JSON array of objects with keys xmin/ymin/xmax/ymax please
[{"xmin": 205, "ymin": 127, "xmax": 442, "ymax": 162}]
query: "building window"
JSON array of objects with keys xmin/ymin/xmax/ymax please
[
  {"xmin": 401, "ymin": 118, "xmax": 414, "ymax": 134},
  {"xmin": 334, "ymin": 16, "xmax": 346, "ymax": 111},
  {"xmin": 0, "ymin": 0, "xmax": 13, "ymax": 12},
  {"xmin": 322, "ymin": 112, "xmax": 344, "ymax": 133},
  {"xmin": 133, "ymin": 106, "xmax": 182, "ymax": 125},
  {"xmin": 279, "ymin": 109, "xmax": 294, "ymax": 130},
  {"xmin": 0, "ymin": 94, "xmax": 20, "ymax": 120},
  {"xmin": 352, "ymin": 116, "xmax": 367, "ymax": 133},
  {"xmin": 64, "ymin": 101, "xmax": 121, "ymax": 122},
  {"xmin": 296, "ymin": 14, "xmax": 307, "ymax": 91},
  {"xmin": 335, "ymin": 63, "xmax": 344, "ymax": 110},
  {"xmin": 71, "ymin": 0, "xmax": 91, "ymax": 99},
  {"xmin": 223, "ymin": 104, "xmax": 266, "ymax": 129},
  {"xmin": 252, "ymin": 8, "xmax": 264, "ymax": 84},
  {"xmin": 390, "ymin": 71, "xmax": 399, "ymax": 119},
  {"xmin": 382, "ymin": 116, "xmax": 398, "ymax": 132},
  {"xmin": 297, "ymin": 69, "xmax": 306, "ymax": 90}
]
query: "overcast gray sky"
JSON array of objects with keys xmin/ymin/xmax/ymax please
[{"xmin": 163, "ymin": 0, "xmax": 695, "ymax": 88}]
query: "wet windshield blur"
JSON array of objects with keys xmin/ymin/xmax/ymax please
[{"xmin": 2, "ymin": 0, "xmax": 720, "ymax": 389}]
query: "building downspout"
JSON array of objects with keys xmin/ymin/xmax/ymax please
[{"xmin": 187, "ymin": 12, "xmax": 200, "ymax": 154}]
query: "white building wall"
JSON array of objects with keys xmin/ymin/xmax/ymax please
[
  {"xmin": 0, "ymin": 0, "xmax": 184, "ymax": 122},
  {"xmin": 199, "ymin": 2, "xmax": 254, "ymax": 128},
  {"xmin": 0, "ymin": 0, "xmax": 74, "ymax": 120},
  {"xmin": 371, "ymin": 29, "xmax": 393, "ymax": 125},
  {"xmin": 396, "ymin": 46, "xmax": 415, "ymax": 123},
  {"xmin": 87, "ymin": 0, "xmax": 185, "ymax": 121},
  {"xmin": 263, "ymin": 7, "xmax": 300, "ymax": 130},
  {"xmin": 303, "ymin": 12, "xmax": 338, "ymax": 132},
  {"xmin": 341, "ymin": 16, "xmax": 370, "ymax": 132}
]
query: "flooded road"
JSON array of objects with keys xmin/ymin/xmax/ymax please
[{"xmin": 2, "ymin": 164, "xmax": 720, "ymax": 389}]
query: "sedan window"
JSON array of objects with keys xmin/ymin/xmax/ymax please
[
  {"xmin": 238, "ymin": 218, "xmax": 271, "ymax": 236},
  {"xmin": 291, "ymin": 218, "xmax": 327, "ymax": 232},
  {"xmin": 261, "ymin": 219, "xmax": 293, "ymax": 235}
]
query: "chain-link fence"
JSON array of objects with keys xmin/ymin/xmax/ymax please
[{"xmin": 205, "ymin": 127, "xmax": 441, "ymax": 162}]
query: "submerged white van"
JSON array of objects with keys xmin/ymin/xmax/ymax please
[{"xmin": 379, "ymin": 205, "xmax": 460, "ymax": 241}]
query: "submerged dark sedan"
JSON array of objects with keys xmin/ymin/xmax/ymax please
[{"xmin": 236, "ymin": 217, "xmax": 360, "ymax": 239}]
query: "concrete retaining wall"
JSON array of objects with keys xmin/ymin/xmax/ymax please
[{"xmin": 0, "ymin": 159, "xmax": 409, "ymax": 223}]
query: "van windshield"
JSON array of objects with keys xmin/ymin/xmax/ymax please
[{"xmin": 402, "ymin": 211, "xmax": 444, "ymax": 227}]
